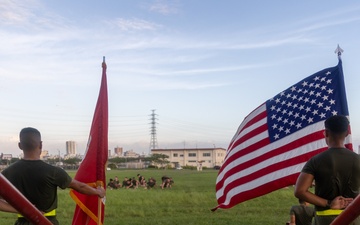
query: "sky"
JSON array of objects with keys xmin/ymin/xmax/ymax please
[{"xmin": 1, "ymin": 0, "xmax": 360, "ymax": 157}]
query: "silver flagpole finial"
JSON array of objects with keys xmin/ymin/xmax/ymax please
[{"xmin": 334, "ymin": 44, "xmax": 344, "ymax": 59}]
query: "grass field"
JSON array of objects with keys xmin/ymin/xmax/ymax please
[{"xmin": 0, "ymin": 169, "xmax": 301, "ymax": 225}]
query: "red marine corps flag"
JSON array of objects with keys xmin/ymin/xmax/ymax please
[
  {"xmin": 70, "ymin": 57, "xmax": 108, "ymax": 225},
  {"xmin": 213, "ymin": 50, "xmax": 352, "ymax": 211}
]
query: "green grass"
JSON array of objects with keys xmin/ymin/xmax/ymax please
[{"xmin": 0, "ymin": 169, "xmax": 299, "ymax": 225}]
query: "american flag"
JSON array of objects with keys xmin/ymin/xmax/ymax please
[{"xmin": 213, "ymin": 59, "xmax": 352, "ymax": 211}]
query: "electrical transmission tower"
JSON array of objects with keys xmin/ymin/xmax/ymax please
[{"xmin": 149, "ymin": 109, "xmax": 158, "ymax": 153}]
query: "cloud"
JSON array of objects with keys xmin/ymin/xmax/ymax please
[
  {"xmin": 295, "ymin": 4, "xmax": 360, "ymax": 28},
  {"xmin": 296, "ymin": 17, "xmax": 360, "ymax": 34},
  {"xmin": 0, "ymin": 0, "xmax": 69, "ymax": 30},
  {"xmin": 139, "ymin": 80, "xmax": 229, "ymax": 90},
  {"xmin": 0, "ymin": 0, "xmax": 37, "ymax": 25},
  {"xmin": 110, "ymin": 18, "xmax": 162, "ymax": 31},
  {"xmin": 148, "ymin": 0, "xmax": 180, "ymax": 15},
  {"xmin": 146, "ymin": 64, "xmax": 267, "ymax": 77}
]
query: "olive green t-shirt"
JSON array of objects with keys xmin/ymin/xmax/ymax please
[
  {"xmin": 290, "ymin": 204, "xmax": 315, "ymax": 225},
  {"xmin": 2, "ymin": 159, "xmax": 72, "ymax": 212},
  {"xmin": 302, "ymin": 148, "xmax": 360, "ymax": 211}
]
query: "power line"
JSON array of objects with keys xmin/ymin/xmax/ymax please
[{"xmin": 149, "ymin": 109, "xmax": 158, "ymax": 153}]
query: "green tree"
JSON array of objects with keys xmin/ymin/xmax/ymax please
[
  {"xmin": 108, "ymin": 157, "xmax": 126, "ymax": 163},
  {"xmin": 107, "ymin": 163, "xmax": 117, "ymax": 169},
  {"xmin": 45, "ymin": 157, "xmax": 59, "ymax": 165},
  {"xmin": 63, "ymin": 157, "xmax": 81, "ymax": 165},
  {"xmin": 148, "ymin": 154, "xmax": 170, "ymax": 169}
]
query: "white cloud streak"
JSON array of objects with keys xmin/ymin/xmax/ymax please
[
  {"xmin": 0, "ymin": 0, "xmax": 38, "ymax": 25},
  {"xmin": 109, "ymin": 18, "xmax": 162, "ymax": 31},
  {"xmin": 148, "ymin": 0, "xmax": 180, "ymax": 15}
]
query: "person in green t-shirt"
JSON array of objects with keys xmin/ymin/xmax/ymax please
[
  {"xmin": 294, "ymin": 115, "xmax": 360, "ymax": 225},
  {"xmin": 1, "ymin": 127, "xmax": 106, "ymax": 225}
]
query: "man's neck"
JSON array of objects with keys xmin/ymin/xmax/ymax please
[
  {"xmin": 327, "ymin": 139, "xmax": 345, "ymax": 149},
  {"xmin": 22, "ymin": 153, "xmax": 41, "ymax": 160},
  {"xmin": 328, "ymin": 144, "xmax": 345, "ymax": 149}
]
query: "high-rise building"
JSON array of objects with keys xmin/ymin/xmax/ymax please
[
  {"xmin": 66, "ymin": 141, "xmax": 76, "ymax": 156},
  {"xmin": 114, "ymin": 146, "xmax": 123, "ymax": 156}
]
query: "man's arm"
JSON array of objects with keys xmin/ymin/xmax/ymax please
[
  {"xmin": 289, "ymin": 214, "xmax": 296, "ymax": 225},
  {"xmin": 0, "ymin": 199, "xmax": 17, "ymax": 213},
  {"xmin": 294, "ymin": 172, "xmax": 326, "ymax": 206},
  {"xmin": 68, "ymin": 179, "xmax": 105, "ymax": 198},
  {"xmin": 294, "ymin": 172, "xmax": 352, "ymax": 209}
]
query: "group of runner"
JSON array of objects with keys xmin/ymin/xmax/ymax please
[{"xmin": 107, "ymin": 174, "xmax": 174, "ymax": 190}]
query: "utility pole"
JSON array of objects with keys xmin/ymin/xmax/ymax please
[
  {"xmin": 149, "ymin": 109, "xmax": 158, "ymax": 154},
  {"xmin": 57, "ymin": 149, "xmax": 62, "ymax": 166}
]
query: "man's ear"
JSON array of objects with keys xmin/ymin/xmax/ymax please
[
  {"xmin": 345, "ymin": 126, "xmax": 350, "ymax": 137},
  {"xmin": 39, "ymin": 141, "xmax": 43, "ymax": 150},
  {"xmin": 324, "ymin": 129, "xmax": 329, "ymax": 137},
  {"xmin": 18, "ymin": 142, "xmax": 22, "ymax": 150}
]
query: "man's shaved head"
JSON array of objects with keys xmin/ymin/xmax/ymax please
[
  {"xmin": 324, "ymin": 115, "xmax": 349, "ymax": 135},
  {"xmin": 19, "ymin": 127, "xmax": 42, "ymax": 151}
]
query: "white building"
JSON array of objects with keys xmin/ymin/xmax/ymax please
[{"xmin": 151, "ymin": 147, "xmax": 226, "ymax": 168}]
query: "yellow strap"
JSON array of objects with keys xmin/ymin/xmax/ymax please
[
  {"xmin": 18, "ymin": 209, "xmax": 56, "ymax": 218},
  {"xmin": 316, "ymin": 209, "xmax": 343, "ymax": 216}
]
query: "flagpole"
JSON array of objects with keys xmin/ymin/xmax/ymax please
[
  {"xmin": 97, "ymin": 181, "xmax": 102, "ymax": 225},
  {"xmin": 98, "ymin": 197, "xmax": 101, "ymax": 225},
  {"xmin": 329, "ymin": 44, "xmax": 360, "ymax": 225},
  {"xmin": 97, "ymin": 55, "xmax": 106, "ymax": 225}
]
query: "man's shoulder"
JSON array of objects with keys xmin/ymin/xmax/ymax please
[
  {"xmin": 337, "ymin": 148, "xmax": 360, "ymax": 158},
  {"xmin": 32, "ymin": 160, "xmax": 60, "ymax": 169},
  {"xmin": 312, "ymin": 148, "xmax": 360, "ymax": 161},
  {"xmin": 35, "ymin": 161, "xmax": 68, "ymax": 174},
  {"xmin": 1, "ymin": 160, "xmax": 23, "ymax": 172},
  {"xmin": 313, "ymin": 147, "xmax": 356, "ymax": 157},
  {"xmin": 290, "ymin": 205, "xmax": 300, "ymax": 213}
]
